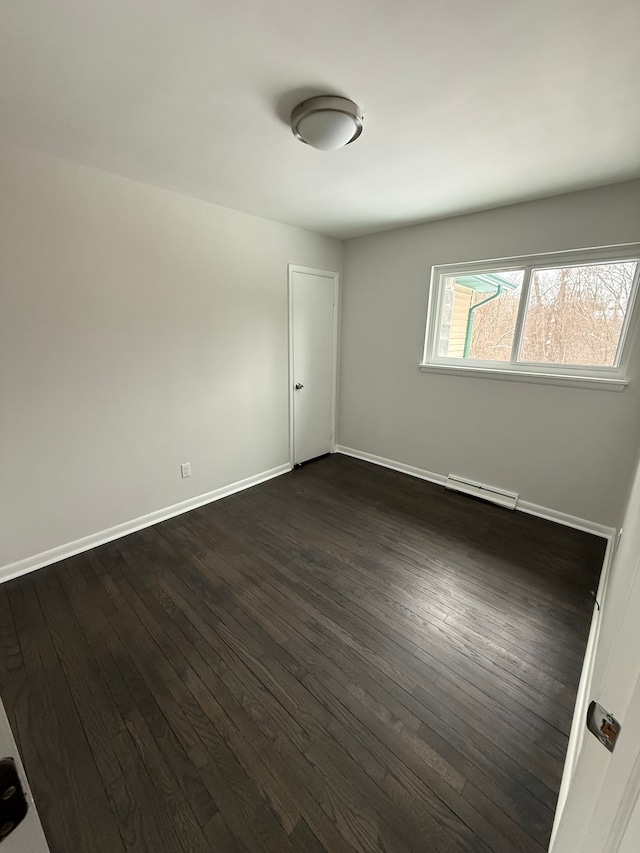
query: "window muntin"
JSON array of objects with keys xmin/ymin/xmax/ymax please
[{"xmin": 424, "ymin": 246, "xmax": 640, "ymax": 380}]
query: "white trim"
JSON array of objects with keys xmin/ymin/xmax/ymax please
[
  {"xmin": 517, "ymin": 501, "xmax": 616, "ymax": 540},
  {"xmin": 429, "ymin": 243, "xmax": 640, "ymax": 276},
  {"xmin": 335, "ymin": 445, "xmax": 447, "ymax": 487},
  {"xmin": 288, "ymin": 264, "xmax": 339, "ymax": 466},
  {"xmin": 549, "ymin": 534, "xmax": 616, "ymax": 851},
  {"xmin": 422, "ymin": 242, "xmax": 640, "ymax": 386},
  {"xmin": 0, "ymin": 699, "xmax": 50, "ymax": 851},
  {"xmin": 334, "ymin": 445, "xmax": 615, "ymax": 539},
  {"xmin": 0, "ymin": 463, "xmax": 291, "ymax": 585},
  {"xmin": 288, "ymin": 268, "xmax": 296, "ymax": 467},
  {"xmin": 418, "ymin": 363, "xmax": 628, "ymax": 392},
  {"xmin": 510, "ymin": 266, "xmax": 533, "ymax": 362},
  {"xmin": 287, "ymin": 264, "xmax": 340, "ymax": 279},
  {"xmin": 603, "ymin": 697, "xmax": 640, "ymax": 853},
  {"xmin": 331, "ymin": 270, "xmax": 340, "ymax": 453}
]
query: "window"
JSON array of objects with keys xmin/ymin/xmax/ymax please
[{"xmin": 422, "ymin": 245, "xmax": 640, "ymax": 390}]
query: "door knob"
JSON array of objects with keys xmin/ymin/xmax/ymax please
[{"xmin": 295, "ymin": 383, "xmax": 304, "ymax": 390}]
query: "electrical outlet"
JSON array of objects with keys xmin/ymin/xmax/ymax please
[{"xmin": 181, "ymin": 462, "xmax": 191, "ymax": 479}]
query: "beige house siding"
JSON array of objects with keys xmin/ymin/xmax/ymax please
[{"xmin": 447, "ymin": 284, "xmax": 474, "ymax": 357}]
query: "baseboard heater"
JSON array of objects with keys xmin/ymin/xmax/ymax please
[{"xmin": 446, "ymin": 474, "xmax": 518, "ymax": 510}]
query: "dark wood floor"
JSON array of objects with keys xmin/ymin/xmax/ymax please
[{"xmin": 0, "ymin": 455, "xmax": 605, "ymax": 853}]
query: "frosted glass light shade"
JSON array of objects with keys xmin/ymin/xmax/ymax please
[
  {"xmin": 291, "ymin": 96, "xmax": 363, "ymax": 150},
  {"xmin": 296, "ymin": 111, "xmax": 359, "ymax": 150}
]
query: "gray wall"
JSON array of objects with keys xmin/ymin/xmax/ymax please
[
  {"xmin": 338, "ymin": 181, "xmax": 640, "ymax": 528},
  {"xmin": 2, "ymin": 140, "xmax": 638, "ymax": 571},
  {"xmin": 0, "ymin": 142, "xmax": 342, "ymax": 570}
]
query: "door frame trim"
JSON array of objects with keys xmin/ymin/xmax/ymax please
[{"xmin": 288, "ymin": 264, "xmax": 340, "ymax": 468}]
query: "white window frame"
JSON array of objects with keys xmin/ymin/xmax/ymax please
[{"xmin": 420, "ymin": 243, "xmax": 640, "ymax": 392}]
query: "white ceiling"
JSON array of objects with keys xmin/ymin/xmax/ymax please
[{"xmin": 1, "ymin": 0, "xmax": 639, "ymax": 238}]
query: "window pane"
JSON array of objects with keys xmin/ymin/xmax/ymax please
[
  {"xmin": 437, "ymin": 270, "xmax": 524, "ymax": 361},
  {"xmin": 519, "ymin": 262, "xmax": 638, "ymax": 367}
]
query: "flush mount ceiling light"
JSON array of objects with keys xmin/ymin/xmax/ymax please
[{"xmin": 291, "ymin": 96, "xmax": 364, "ymax": 151}]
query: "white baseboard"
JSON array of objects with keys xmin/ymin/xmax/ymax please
[
  {"xmin": 4, "ymin": 446, "xmax": 615, "ymax": 587},
  {"xmin": 335, "ymin": 445, "xmax": 448, "ymax": 488},
  {"xmin": 516, "ymin": 501, "xmax": 615, "ymax": 540},
  {"xmin": 0, "ymin": 463, "xmax": 292, "ymax": 585},
  {"xmin": 334, "ymin": 445, "xmax": 616, "ymax": 541}
]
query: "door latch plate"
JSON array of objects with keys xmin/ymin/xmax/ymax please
[
  {"xmin": 587, "ymin": 701, "xmax": 621, "ymax": 752},
  {"xmin": 0, "ymin": 757, "xmax": 28, "ymax": 842}
]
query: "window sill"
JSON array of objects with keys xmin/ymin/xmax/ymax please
[{"xmin": 418, "ymin": 363, "xmax": 628, "ymax": 392}]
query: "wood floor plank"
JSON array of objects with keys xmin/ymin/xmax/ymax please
[
  {"xmin": 135, "ymin": 534, "xmax": 501, "ymax": 852},
  {"xmin": 86, "ymin": 548, "xmax": 299, "ymax": 853},
  {"xmin": 228, "ymin": 562, "xmax": 558, "ymax": 817},
  {"xmin": 57, "ymin": 555, "xmax": 220, "ymax": 834},
  {"xmin": 8, "ymin": 579, "xmax": 127, "ymax": 853},
  {"xmin": 0, "ymin": 589, "xmax": 28, "ymax": 754},
  {"xmin": 211, "ymin": 496, "xmax": 582, "ymax": 718},
  {"xmin": 239, "ymin": 475, "xmax": 594, "ymax": 640},
  {"xmin": 116, "ymin": 539, "xmax": 360, "ymax": 853},
  {"xmin": 148, "ymin": 563, "xmax": 438, "ymax": 853},
  {"xmin": 180, "ymin": 496, "xmax": 582, "ymax": 734},
  {"xmin": 152, "ymin": 496, "xmax": 572, "ymax": 816},
  {"xmin": 0, "ymin": 455, "xmax": 604, "ymax": 852}
]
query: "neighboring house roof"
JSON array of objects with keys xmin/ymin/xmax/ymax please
[{"xmin": 454, "ymin": 273, "xmax": 519, "ymax": 293}]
